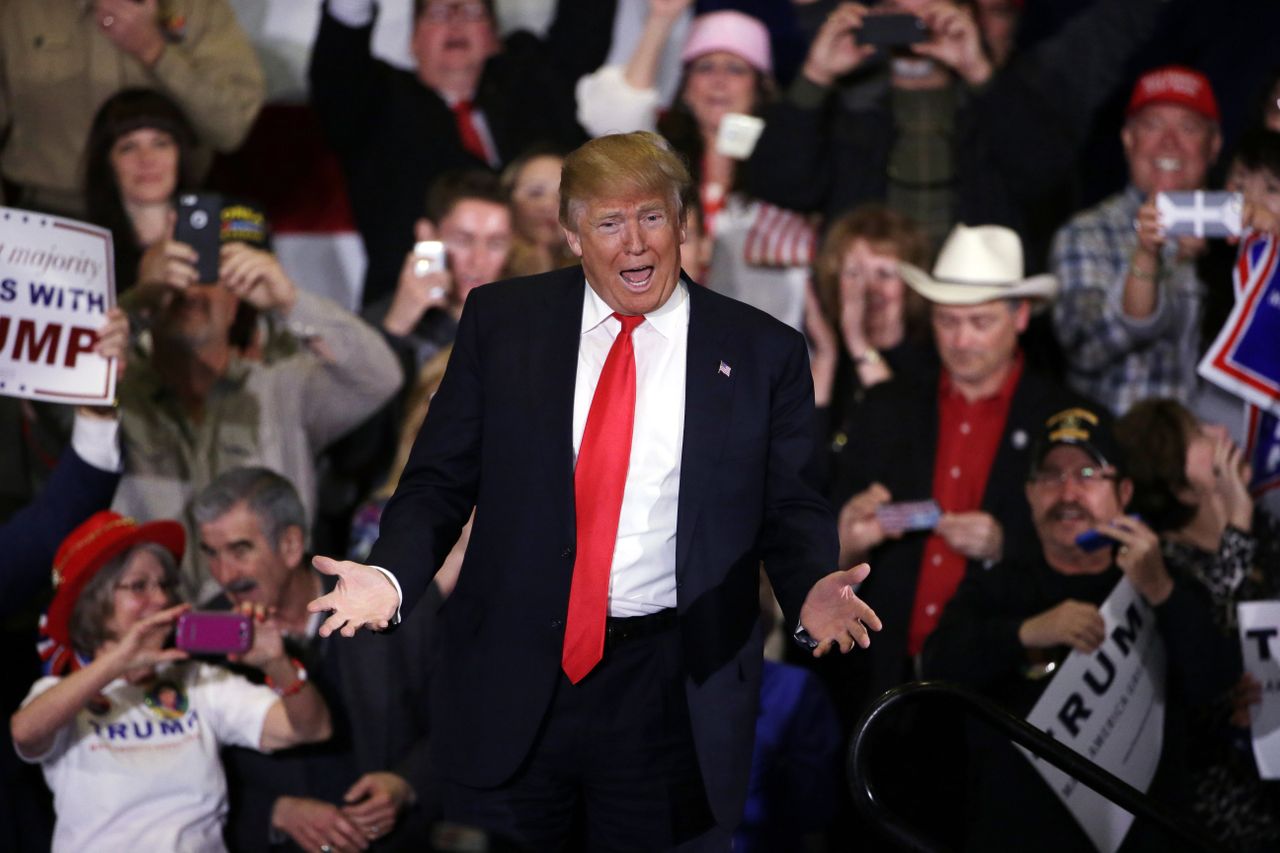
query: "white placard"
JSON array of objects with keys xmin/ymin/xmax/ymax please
[
  {"xmin": 1022, "ymin": 578, "xmax": 1167, "ymax": 853},
  {"xmin": 0, "ymin": 206, "xmax": 116, "ymax": 405},
  {"xmin": 1237, "ymin": 601, "xmax": 1280, "ymax": 779}
]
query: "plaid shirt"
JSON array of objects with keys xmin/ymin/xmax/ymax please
[{"xmin": 1051, "ymin": 186, "xmax": 1205, "ymax": 414}]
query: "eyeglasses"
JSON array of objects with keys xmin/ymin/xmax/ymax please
[
  {"xmin": 421, "ymin": 1, "xmax": 488, "ymax": 23},
  {"xmin": 115, "ymin": 577, "xmax": 179, "ymax": 596},
  {"xmin": 1027, "ymin": 466, "xmax": 1117, "ymax": 489}
]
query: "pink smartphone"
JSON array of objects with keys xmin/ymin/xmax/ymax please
[{"xmin": 175, "ymin": 611, "xmax": 253, "ymax": 655}]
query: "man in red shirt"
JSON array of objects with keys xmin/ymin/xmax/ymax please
[{"xmin": 823, "ymin": 224, "xmax": 1103, "ymax": 849}]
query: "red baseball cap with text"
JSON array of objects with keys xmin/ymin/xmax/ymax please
[{"xmin": 1126, "ymin": 65, "xmax": 1219, "ymax": 123}]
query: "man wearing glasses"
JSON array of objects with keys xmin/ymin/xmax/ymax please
[
  {"xmin": 310, "ymin": 0, "xmax": 584, "ymax": 309},
  {"xmin": 922, "ymin": 405, "xmax": 1236, "ymax": 850}
]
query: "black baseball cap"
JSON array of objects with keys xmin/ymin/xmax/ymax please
[{"xmin": 1029, "ymin": 406, "xmax": 1125, "ymax": 477}]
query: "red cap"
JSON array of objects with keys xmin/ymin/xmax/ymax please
[
  {"xmin": 1126, "ymin": 65, "xmax": 1220, "ymax": 123},
  {"xmin": 38, "ymin": 511, "xmax": 184, "ymax": 674}
]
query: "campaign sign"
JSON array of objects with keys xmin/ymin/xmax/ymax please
[
  {"xmin": 1237, "ymin": 602, "xmax": 1280, "ymax": 779},
  {"xmin": 1022, "ymin": 579, "xmax": 1167, "ymax": 853},
  {"xmin": 1199, "ymin": 233, "xmax": 1280, "ymax": 414},
  {"xmin": 0, "ymin": 207, "xmax": 115, "ymax": 404}
]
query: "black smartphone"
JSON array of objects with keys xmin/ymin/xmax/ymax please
[
  {"xmin": 859, "ymin": 14, "xmax": 929, "ymax": 47},
  {"xmin": 173, "ymin": 192, "xmax": 223, "ymax": 284}
]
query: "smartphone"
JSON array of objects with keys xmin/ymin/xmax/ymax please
[
  {"xmin": 413, "ymin": 240, "xmax": 447, "ymax": 277},
  {"xmin": 1074, "ymin": 515, "xmax": 1144, "ymax": 552},
  {"xmin": 1156, "ymin": 191, "xmax": 1243, "ymax": 239},
  {"xmin": 715, "ymin": 113, "xmax": 765, "ymax": 160},
  {"xmin": 876, "ymin": 499, "xmax": 942, "ymax": 534},
  {"xmin": 175, "ymin": 611, "xmax": 252, "ymax": 655},
  {"xmin": 174, "ymin": 192, "xmax": 224, "ymax": 284},
  {"xmin": 859, "ymin": 14, "xmax": 929, "ymax": 48}
]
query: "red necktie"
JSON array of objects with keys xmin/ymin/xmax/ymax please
[
  {"xmin": 452, "ymin": 99, "xmax": 490, "ymax": 164},
  {"xmin": 562, "ymin": 313, "xmax": 644, "ymax": 684}
]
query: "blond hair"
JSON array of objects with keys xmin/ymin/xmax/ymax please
[{"xmin": 558, "ymin": 132, "xmax": 693, "ymax": 232}]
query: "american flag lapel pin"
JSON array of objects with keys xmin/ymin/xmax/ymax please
[{"xmin": 718, "ymin": 361, "xmax": 732, "ymax": 378}]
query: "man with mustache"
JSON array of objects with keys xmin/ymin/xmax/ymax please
[
  {"xmin": 195, "ymin": 467, "xmax": 437, "ymax": 851},
  {"xmin": 922, "ymin": 406, "xmax": 1237, "ymax": 850},
  {"xmin": 827, "ymin": 224, "xmax": 1101, "ymax": 845},
  {"xmin": 309, "ymin": 0, "xmax": 584, "ymax": 309},
  {"xmin": 1052, "ymin": 66, "xmax": 1223, "ymax": 416}
]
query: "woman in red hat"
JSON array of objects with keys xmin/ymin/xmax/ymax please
[{"xmin": 11, "ymin": 511, "xmax": 332, "ymax": 852}]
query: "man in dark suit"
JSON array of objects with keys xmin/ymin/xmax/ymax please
[
  {"xmin": 308, "ymin": 131, "xmax": 880, "ymax": 850},
  {"xmin": 825, "ymin": 224, "xmax": 1103, "ymax": 848},
  {"xmin": 309, "ymin": 0, "xmax": 585, "ymax": 308}
]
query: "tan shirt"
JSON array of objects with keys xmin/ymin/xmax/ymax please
[
  {"xmin": 0, "ymin": 0, "xmax": 265, "ymax": 214},
  {"xmin": 112, "ymin": 290, "xmax": 402, "ymax": 602}
]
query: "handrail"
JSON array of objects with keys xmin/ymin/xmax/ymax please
[{"xmin": 847, "ymin": 680, "xmax": 1225, "ymax": 853}]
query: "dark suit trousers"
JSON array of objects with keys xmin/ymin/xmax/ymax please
[{"xmin": 440, "ymin": 623, "xmax": 726, "ymax": 852}]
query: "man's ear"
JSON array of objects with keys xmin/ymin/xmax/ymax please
[
  {"xmin": 1118, "ymin": 478, "xmax": 1135, "ymax": 510},
  {"xmin": 1014, "ymin": 299, "xmax": 1031, "ymax": 334},
  {"xmin": 563, "ymin": 226, "xmax": 583, "ymax": 258},
  {"xmin": 279, "ymin": 525, "xmax": 305, "ymax": 571},
  {"xmin": 415, "ymin": 218, "xmax": 437, "ymax": 242}
]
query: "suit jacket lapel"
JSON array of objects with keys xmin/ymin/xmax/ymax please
[
  {"xmin": 530, "ymin": 270, "xmax": 586, "ymax": 545},
  {"xmin": 676, "ymin": 282, "xmax": 736, "ymax": 585}
]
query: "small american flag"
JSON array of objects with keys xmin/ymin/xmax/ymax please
[{"xmin": 718, "ymin": 361, "xmax": 732, "ymax": 378}]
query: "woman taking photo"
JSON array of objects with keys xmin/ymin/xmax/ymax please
[
  {"xmin": 11, "ymin": 511, "xmax": 331, "ymax": 851},
  {"xmin": 576, "ymin": 4, "xmax": 815, "ymax": 329},
  {"xmin": 84, "ymin": 88, "xmax": 200, "ymax": 296}
]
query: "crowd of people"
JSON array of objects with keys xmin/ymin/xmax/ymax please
[{"xmin": 2, "ymin": 0, "xmax": 1280, "ymax": 851}]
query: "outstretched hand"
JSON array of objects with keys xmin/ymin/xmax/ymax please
[
  {"xmin": 799, "ymin": 563, "xmax": 881, "ymax": 657},
  {"xmin": 308, "ymin": 557, "xmax": 399, "ymax": 638}
]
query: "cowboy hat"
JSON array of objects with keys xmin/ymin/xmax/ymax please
[{"xmin": 898, "ymin": 224, "xmax": 1058, "ymax": 306}]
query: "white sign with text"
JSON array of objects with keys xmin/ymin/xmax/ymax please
[
  {"xmin": 1237, "ymin": 601, "xmax": 1280, "ymax": 779},
  {"xmin": 0, "ymin": 207, "xmax": 116, "ymax": 405},
  {"xmin": 1023, "ymin": 578, "xmax": 1167, "ymax": 853}
]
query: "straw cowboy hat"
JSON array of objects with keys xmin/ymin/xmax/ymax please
[{"xmin": 898, "ymin": 224, "xmax": 1058, "ymax": 306}]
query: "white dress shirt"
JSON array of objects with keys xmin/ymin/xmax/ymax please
[
  {"xmin": 378, "ymin": 279, "xmax": 689, "ymax": 621},
  {"xmin": 575, "ymin": 281, "xmax": 688, "ymax": 616}
]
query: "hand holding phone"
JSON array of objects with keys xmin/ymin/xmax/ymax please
[
  {"xmin": 175, "ymin": 611, "xmax": 253, "ymax": 655},
  {"xmin": 1074, "ymin": 515, "xmax": 1144, "ymax": 552}
]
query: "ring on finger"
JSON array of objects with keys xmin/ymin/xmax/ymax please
[
  {"xmin": 1119, "ymin": 545, "xmax": 1130, "ymax": 555},
  {"xmin": 102, "ymin": 14, "xmax": 115, "ymax": 26},
  {"xmin": 320, "ymin": 846, "xmax": 333, "ymax": 853}
]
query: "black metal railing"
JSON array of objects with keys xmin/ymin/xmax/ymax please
[{"xmin": 847, "ymin": 680, "xmax": 1225, "ymax": 853}]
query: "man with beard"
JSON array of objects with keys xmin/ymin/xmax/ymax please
[
  {"xmin": 826, "ymin": 224, "xmax": 1101, "ymax": 846},
  {"xmin": 1052, "ymin": 67, "xmax": 1223, "ymax": 415},
  {"xmin": 923, "ymin": 406, "xmax": 1237, "ymax": 851},
  {"xmin": 112, "ymin": 240, "xmax": 400, "ymax": 603},
  {"xmin": 309, "ymin": 0, "xmax": 583, "ymax": 308}
]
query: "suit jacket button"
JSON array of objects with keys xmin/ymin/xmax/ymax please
[
  {"xmin": 550, "ymin": 619, "xmax": 563, "ymax": 629},
  {"xmin": 560, "ymin": 547, "xmax": 573, "ymax": 558}
]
